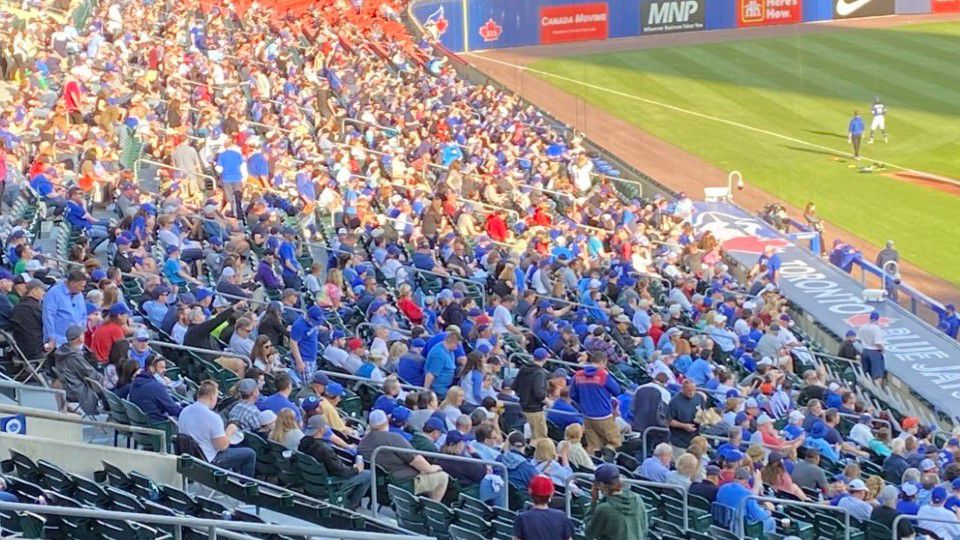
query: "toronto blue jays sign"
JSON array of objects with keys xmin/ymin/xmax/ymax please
[{"xmin": 694, "ymin": 202, "xmax": 960, "ymax": 419}]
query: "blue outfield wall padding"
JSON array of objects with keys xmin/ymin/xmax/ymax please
[
  {"xmin": 706, "ymin": 0, "xmax": 737, "ymax": 30},
  {"xmin": 803, "ymin": 0, "xmax": 835, "ymax": 21}
]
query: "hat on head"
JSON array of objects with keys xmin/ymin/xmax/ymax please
[
  {"xmin": 902, "ymin": 417, "xmax": 919, "ymax": 430},
  {"xmin": 257, "ymin": 410, "xmax": 277, "ymax": 427},
  {"xmin": 528, "ymin": 475, "xmax": 555, "ymax": 498},
  {"xmin": 66, "ymin": 325, "xmax": 85, "ymax": 341},
  {"xmin": 331, "ymin": 330, "xmax": 345, "ymax": 340},
  {"xmin": 303, "ymin": 415, "xmax": 328, "ymax": 436},
  {"xmin": 90, "ymin": 269, "xmax": 107, "ymax": 282},
  {"xmin": 390, "ymin": 406, "xmax": 411, "ymax": 425},
  {"xmin": 767, "ymin": 450, "xmax": 784, "ymax": 462},
  {"xmin": 310, "ymin": 372, "xmax": 330, "ymax": 386},
  {"xmin": 306, "ymin": 306, "xmax": 325, "ymax": 325},
  {"xmin": 745, "ymin": 398, "xmax": 759, "ymax": 408},
  {"xmin": 789, "ymin": 410, "xmax": 805, "ymax": 423},
  {"xmin": 301, "ymin": 396, "xmax": 321, "ymax": 412},
  {"xmin": 410, "ymin": 338, "xmax": 426, "ymax": 349},
  {"xmin": 921, "ymin": 458, "xmax": 937, "ymax": 472},
  {"xmin": 236, "ymin": 378, "xmax": 257, "ymax": 397},
  {"xmin": 347, "ymin": 338, "xmax": 363, "ymax": 351},
  {"xmin": 734, "ymin": 467, "xmax": 752, "ymax": 481},
  {"xmin": 757, "ymin": 414, "xmax": 773, "ymax": 426},
  {"xmin": 194, "ymin": 288, "xmax": 213, "ymax": 302},
  {"xmin": 705, "ymin": 465, "xmax": 721, "ymax": 477},
  {"xmin": 423, "ymin": 417, "xmax": 447, "ymax": 434},
  {"xmin": 594, "ymin": 463, "xmax": 620, "ymax": 485},
  {"xmin": 444, "ymin": 430, "xmax": 464, "ymax": 446},
  {"xmin": 109, "ymin": 303, "xmax": 130, "ymax": 316},
  {"xmin": 325, "ymin": 382, "xmax": 345, "ymax": 398},
  {"xmin": 0, "ymin": 269, "xmax": 14, "ymax": 281},
  {"xmin": 952, "ymin": 478, "xmax": 960, "ymax": 491},
  {"xmin": 845, "ymin": 330, "xmax": 856, "ymax": 337},
  {"xmin": 870, "ymin": 311, "xmax": 880, "ymax": 321},
  {"xmin": 220, "ymin": 267, "xmax": 236, "ymax": 279},
  {"xmin": 932, "ymin": 486, "xmax": 948, "ymax": 504},
  {"xmin": 533, "ymin": 347, "xmax": 549, "ymax": 360},
  {"xmin": 848, "ymin": 479, "xmax": 867, "ymax": 492},
  {"xmin": 135, "ymin": 328, "xmax": 150, "ymax": 342},
  {"xmin": 369, "ymin": 409, "xmax": 388, "ymax": 428},
  {"xmin": 810, "ymin": 421, "xmax": 828, "ymax": 439},
  {"xmin": 166, "ymin": 244, "xmax": 180, "ymax": 255},
  {"xmin": 901, "ymin": 483, "xmax": 918, "ymax": 496}
]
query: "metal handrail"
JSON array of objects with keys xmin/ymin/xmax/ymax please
[
  {"xmin": 563, "ymin": 472, "xmax": 681, "ymax": 528},
  {"xmin": 369, "ymin": 445, "xmax": 509, "ymax": 513},
  {"xmin": 341, "ymin": 117, "xmax": 399, "ymax": 135},
  {"xmin": 0, "ymin": 501, "xmax": 428, "ymax": 540},
  {"xmin": 0, "ymin": 380, "xmax": 67, "ymax": 402},
  {"xmin": 405, "ymin": 266, "xmax": 487, "ymax": 307},
  {"xmin": 317, "ymin": 370, "xmax": 426, "ymax": 392},
  {"xmin": 213, "ymin": 289, "xmax": 307, "ymax": 314},
  {"xmin": 641, "ymin": 426, "xmax": 671, "ymax": 460},
  {"xmin": 147, "ymin": 341, "xmax": 249, "ymax": 361},
  {"xmin": 737, "ymin": 495, "xmax": 849, "ymax": 540},
  {"xmin": 134, "ymin": 158, "xmax": 216, "ymax": 180},
  {"xmin": 0, "ymin": 404, "xmax": 168, "ymax": 454},
  {"xmin": 355, "ymin": 322, "xmax": 413, "ymax": 338}
]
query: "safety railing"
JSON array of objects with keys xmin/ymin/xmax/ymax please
[
  {"xmin": 640, "ymin": 426, "xmax": 670, "ymax": 460},
  {"xmin": 213, "ymin": 289, "xmax": 307, "ymax": 314},
  {"xmin": 341, "ymin": 118, "xmax": 400, "ymax": 135},
  {"xmin": 563, "ymin": 472, "xmax": 678, "ymax": 528},
  {"xmin": 0, "ymin": 403, "xmax": 168, "ymax": 454},
  {"xmin": 0, "ymin": 501, "xmax": 428, "ymax": 540},
  {"xmin": 0, "ymin": 379, "xmax": 66, "ymax": 409},
  {"xmin": 405, "ymin": 266, "xmax": 488, "ymax": 306},
  {"xmin": 317, "ymin": 369, "xmax": 426, "ymax": 392},
  {"xmin": 146, "ymin": 341, "xmax": 249, "ymax": 362},
  {"xmin": 354, "ymin": 322, "xmax": 414, "ymax": 339},
  {"xmin": 738, "ymin": 495, "xmax": 849, "ymax": 540},
  {"xmin": 370, "ymin": 446, "xmax": 509, "ymax": 513}
]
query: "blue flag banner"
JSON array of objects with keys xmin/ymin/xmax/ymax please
[
  {"xmin": 0, "ymin": 415, "xmax": 26, "ymax": 435},
  {"xmin": 693, "ymin": 202, "xmax": 960, "ymax": 419}
]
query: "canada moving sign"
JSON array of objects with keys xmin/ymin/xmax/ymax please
[
  {"xmin": 539, "ymin": 3, "xmax": 609, "ymax": 44},
  {"xmin": 738, "ymin": 0, "xmax": 802, "ymax": 26}
]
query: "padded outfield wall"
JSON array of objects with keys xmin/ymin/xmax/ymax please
[{"xmin": 412, "ymin": 0, "xmax": 959, "ymax": 53}]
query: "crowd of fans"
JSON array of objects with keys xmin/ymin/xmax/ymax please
[{"xmin": 1, "ymin": 0, "xmax": 959, "ymax": 538}]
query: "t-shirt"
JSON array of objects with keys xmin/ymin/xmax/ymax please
[
  {"xmin": 358, "ymin": 429, "xmax": 417, "ymax": 480},
  {"xmin": 424, "ymin": 344, "xmax": 456, "ymax": 397},
  {"xmin": 290, "ymin": 318, "xmax": 319, "ymax": 366},
  {"xmin": 163, "ymin": 258, "xmax": 186, "ymax": 286},
  {"xmin": 178, "ymin": 402, "xmax": 225, "ymax": 462},
  {"xmin": 666, "ymin": 393, "xmax": 705, "ymax": 448},
  {"xmin": 257, "ymin": 393, "xmax": 302, "ymax": 424},
  {"xmin": 492, "ymin": 305, "xmax": 513, "ymax": 335},
  {"xmin": 513, "ymin": 507, "xmax": 574, "ymax": 540}
]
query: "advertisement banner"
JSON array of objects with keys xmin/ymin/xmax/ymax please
[
  {"xmin": 539, "ymin": 3, "xmax": 610, "ymax": 44},
  {"xmin": 933, "ymin": 0, "xmax": 960, "ymax": 12},
  {"xmin": 833, "ymin": 0, "xmax": 895, "ymax": 18},
  {"xmin": 738, "ymin": 0, "xmax": 803, "ymax": 26},
  {"xmin": 642, "ymin": 0, "xmax": 705, "ymax": 34}
]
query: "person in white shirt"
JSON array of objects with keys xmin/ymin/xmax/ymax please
[
  {"xmin": 492, "ymin": 295, "xmax": 519, "ymax": 335},
  {"xmin": 856, "ymin": 311, "xmax": 886, "ymax": 384},
  {"xmin": 848, "ymin": 414, "xmax": 876, "ymax": 449},
  {"xmin": 647, "ymin": 351, "xmax": 678, "ymax": 385},
  {"xmin": 569, "ymin": 153, "xmax": 594, "ymax": 196},
  {"xmin": 836, "ymin": 479, "xmax": 874, "ymax": 522},
  {"xmin": 178, "ymin": 380, "xmax": 256, "ymax": 476},
  {"xmin": 918, "ymin": 487, "xmax": 960, "ymax": 539}
]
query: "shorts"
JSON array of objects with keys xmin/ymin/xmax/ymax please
[
  {"xmin": 413, "ymin": 470, "xmax": 449, "ymax": 496},
  {"xmin": 861, "ymin": 349, "xmax": 886, "ymax": 379},
  {"xmin": 583, "ymin": 417, "xmax": 621, "ymax": 453},
  {"xmin": 524, "ymin": 411, "xmax": 548, "ymax": 441}
]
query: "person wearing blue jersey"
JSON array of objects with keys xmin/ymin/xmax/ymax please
[
  {"xmin": 868, "ymin": 97, "xmax": 887, "ymax": 144},
  {"xmin": 848, "ymin": 111, "xmax": 865, "ymax": 159}
]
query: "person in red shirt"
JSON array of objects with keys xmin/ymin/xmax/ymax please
[
  {"xmin": 90, "ymin": 303, "xmax": 132, "ymax": 363},
  {"xmin": 62, "ymin": 76, "xmax": 83, "ymax": 124},
  {"xmin": 757, "ymin": 414, "xmax": 803, "ymax": 451},
  {"xmin": 529, "ymin": 203, "xmax": 552, "ymax": 228},
  {"xmin": 485, "ymin": 210, "xmax": 508, "ymax": 243},
  {"xmin": 396, "ymin": 284, "xmax": 424, "ymax": 325}
]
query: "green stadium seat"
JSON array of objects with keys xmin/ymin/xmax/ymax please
[
  {"xmin": 449, "ymin": 523, "xmax": 485, "ymax": 540},
  {"xmin": 421, "ymin": 496, "xmax": 456, "ymax": 540},
  {"xmin": 121, "ymin": 400, "xmax": 172, "ymax": 453},
  {"xmin": 294, "ymin": 451, "xmax": 354, "ymax": 507},
  {"xmin": 16, "ymin": 511, "xmax": 46, "ymax": 538},
  {"xmin": 387, "ymin": 484, "xmax": 427, "ymax": 533},
  {"xmin": 240, "ymin": 430, "xmax": 277, "ymax": 479},
  {"xmin": 102, "ymin": 391, "xmax": 132, "ymax": 448},
  {"xmin": 453, "ymin": 507, "xmax": 492, "ymax": 537},
  {"xmin": 865, "ymin": 519, "xmax": 892, "ymax": 540}
]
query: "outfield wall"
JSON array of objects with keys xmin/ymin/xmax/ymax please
[{"xmin": 414, "ymin": 0, "xmax": 959, "ymax": 52}]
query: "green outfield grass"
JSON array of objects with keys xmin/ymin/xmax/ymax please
[{"xmin": 530, "ymin": 21, "xmax": 960, "ymax": 288}]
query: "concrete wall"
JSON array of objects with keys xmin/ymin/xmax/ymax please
[{"xmin": 0, "ymin": 432, "xmax": 181, "ymax": 486}]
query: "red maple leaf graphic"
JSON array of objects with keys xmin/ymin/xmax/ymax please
[
  {"xmin": 720, "ymin": 236, "xmax": 790, "ymax": 255},
  {"xmin": 435, "ymin": 15, "xmax": 449, "ymax": 35},
  {"xmin": 845, "ymin": 313, "xmax": 896, "ymax": 328},
  {"xmin": 479, "ymin": 18, "xmax": 503, "ymax": 42}
]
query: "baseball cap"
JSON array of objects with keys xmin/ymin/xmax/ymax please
[
  {"xmin": 734, "ymin": 467, "xmax": 752, "ymax": 481},
  {"xmin": 848, "ymin": 479, "xmax": 867, "ymax": 492},
  {"xmin": 368, "ymin": 409, "xmax": 388, "ymax": 428},
  {"xmin": 952, "ymin": 478, "xmax": 960, "ymax": 491},
  {"xmin": 325, "ymin": 382, "xmax": 345, "ymax": 398},
  {"xmin": 705, "ymin": 465, "xmax": 721, "ymax": 477},
  {"xmin": 870, "ymin": 311, "xmax": 880, "ymax": 321},
  {"xmin": 390, "ymin": 406, "xmax": 411, "ymax": 425},
  {"xmin": 236, "ymin": 378, "xmax": 257, "ymax": 397},
  {"xmin": 410, "ymin": 338, "xmax": 427, "ymax": 349},
  {"xmin": 65, "ymin": 325, "xmax": 85, "ymax": 341},
  {"xmin": 303, "ymin": 415, "xmax": 328, "ymax": 436},
  {"xmin": 444, "ymin": 430, "xmax": 464, "ymax": 446},
  {"xmin": 744, "ymin": 398, "xmax": 758, "ymax": 408},
  {"xmin": 932, "ymin": 486, "xmax": 948, "ymax": 504},
  {"xmin": 920, "ymin": 458, "xmax": 937, "ymax": 472},
  {"xmin": 594, "ymin": 463, "xmax": 620, "ymax": 485},
  {"xmin": 902, "ymin": 417, "xmax": 919, "ymax": 430},
  {"xmin": 901, "ymin": 483, "xmax": 919, "ymax": 496},
  {"xmin": 845, "ymin": 330, "xmax": 856, "ymax": 337},
  {"xmin": 90, "ymin": 268, "xmax": 107, "ymax": 282},
  {"xmin": 757, "ymin": 414, "xmax": 773, "ymax": 426},
  {"xmin": 306, "ymin": 306, "xmax": 325, "ymax": 325},
  {"xmin": 347, "ymin": 338, "xmax": 363, "ymax": 351},
  {"xmin": 0, "ymin": 269, "xmax": 13, "ymax": 281},
  {"xmin": 528, "ymin": 475, "xmax": 555, "ymax": 498},
  {"xmin": 135, "ymin": 328, "xmax": 150, "ymax": 342},
  {"xmin": 257, "ymin": 410, "xmax": 277, "ymax": 427},
  {"xmin": 423, "ymin": 417, "xmax": 447, "ymax": 434},
  {"xmin": 331, "ymin": 330, "xmax": 345, "ymax": 340},
  {"xmin": 533, "ymin": 348, "xmax": 549, "ymax": 360},
  {"xmin": 109, "ymin": 303, "xmax": 130, "ymax": 316},
  {"xmin": 194, "ymin": 288, "xmax": 213, "ymax": 302},
  {"xmin": 310, "ymin": 372, "xmax": 330, "ymax": 386}
]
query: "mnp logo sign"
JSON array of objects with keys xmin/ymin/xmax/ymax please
[
  {"xmin": 738, "ymin": 0, "xmax": 802, "ymax": 27},
  {"xmin": 833, "ymin": 0, "xmax": 894, "ymax": 19},
  {"xmin": 642, "ymin": 0, "xmax": 704, "ymax": 34}
]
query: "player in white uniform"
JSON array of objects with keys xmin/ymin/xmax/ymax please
[{"xmin": 868, "ymin": 97, "xmax": 887, "ymax": 144}]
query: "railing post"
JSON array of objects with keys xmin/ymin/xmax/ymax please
[{"xmin": 207, "ymin": 525, "xmax": 218, "ymax": 540}]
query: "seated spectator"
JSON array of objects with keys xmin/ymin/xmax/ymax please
[
  {"xmin": 664, "ymin": 452, "xmax": 698, "ymax": 490},
  {"xmin": 557, "ymin": 423, "xmax": 594, "ymax": 472},
  {"xmin": 435, "ymin": 430, "xmax": 502, "ymax": 506},
  {"xmin": 269, "ymin": 408, "xmax": 304, "ymax": 451},
  {"xmin": 53, "ymin": 324, "xmax": 102, "ymax": 415},
  {"xmin": 871, "ymin": 485, "xmax": 915, "ymax": 539},
  {"xmin": 256, "ymin": 410, "xmax": 277, "ymax": 439},
  {"xmin": 438, "ymin": 386, "xmax": 466, "ymax": 429},
  {"xmin": 178, "ymin": 380, "xmax": 255, "ymax": 476},
  {"xmin": 716, "ymin": 467, "xmax": 775, "ymax": 534},
  {"xmin": 257, "ymin": 373, "xmax": 302, "ymax": 425},
  {"xmin": 499, "ymin": 431, "xmax": 539, "ymax": 492},
  {"xmin": 129, "ymin": 356, "xmax": 182, "ymax": 423},
  {"xmin": 639, "ymin": 443, "xmax": 673, "ymax": 482},
  {"xmin": 792, "ymin": 448, "xmax": 829, "ymax": 493},
  {"xmin": 690, "ymin": 464, "xmax": 721, "ymax": 503},
  {"xmin": 359, "ymin": 410, "xmax": 449, "ymax": 502},
  {"xmin": 762, "ymin": 450, "xmax": 806, "ymax": 500},
  {"xmin": 918, "ymin": 486, "xmax": 960, "ymax": 538},
  {"xmin": 533, "ymin": 438, "xmax": 579, "ymax": 497},
  {"xmin": 228, "ymin": 379, "xmax": 262, "ymax": 432},
  {"xmin": 513, "ymin": 475, "xmax": 574, "ymax": 540},
  {"xmin": 584, "ymin": 463, "xmax": 647, "ymax": 540},
  {"xmin": 298, "ymin": 415, "xmax": 371, "ymax": 510},
  {"xmin": 319, "ymin": 382, "xmax": 357, "ymax": 438}
]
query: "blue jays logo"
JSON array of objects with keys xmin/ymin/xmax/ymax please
[
  {"xmin": 425, "ymin": 6, "xmax": 449, "ymax": 35},
  {"xmin": 692, "ymin": 204, "xmax": 789, "ymax": 255}
]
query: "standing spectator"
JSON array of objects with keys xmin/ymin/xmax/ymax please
[
  {"xmin": 584, "ymin": 463, "xmax": 647, "ymax": 540},
  {"xmin": 571, "ymin": 352, "xmax": 621, "ymax": 454},
  {"xmin": 42, "ymin": 270, "xmax": 87, "ymax": 346},
  {"xmin": 178, "ymin": 380, "xmax": 256, "ymax": 476},
  {"xmin": 513, "ymin": 475, "xmax": 574, "ymax": 540},
  {"xmin": 514, "ymin": 348, "xmax": 549, "ymax": 442},
  {"xmin": 424, "ymin": 331, "xmax": 459, "ymax": 398},
  {"xmin": 857, "ymin": 311, "xmax": 886, "ymax": 385},
  {"xmin": 875, "ymin": 240, "xmax": 900, "ymax": 269},
  {"xmin": 358, "ymin": 410, "xmax": 449, "ymax": 502},
  {"xmin": 216, "ymin": 141, "xmax": 245, "ymax": 216},
  {"xmin": 290, "ymin": 306, "xmax": 325, "ymax": 376},
  {"xmin": 667, "ymin": 380, "xmax": 705, "ymax": 451},
  {"xmin": 9, "ymin": 280, "xmax": 47, "ymax": 360},
  {"xmin": 848, "ymin": 111, "xmax": 865, "ymax": 159},
  {"xmin": 129, "ymin": 356, "xmax": 182, "ymax": 423},
  {"xmin": 939, "ymin": 304, "xmax": 959, "ymax": 340}
]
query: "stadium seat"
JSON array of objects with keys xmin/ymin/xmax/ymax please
[
  {"xmin": 387, "ymin": 484, "xmax": 427, "ymax": 533},
  {"xmin": 421, "ymin": 496, "xmax": 456, "ymax": 540},
  {"xmin": 294, "ymin": 451, "xmax": 353, "ymax": 506},
  {"xmin": 449, "ymin": 523, "xmax": 485, "ymax": 540}
]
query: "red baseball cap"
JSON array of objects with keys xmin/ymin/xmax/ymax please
[
  {"xmin": 347, "ymin": 338, "xmax": 363, "ymax": 351},
  {"xmin": 528, "ymin": 475, "xmax": 554, "ymax": 498}
]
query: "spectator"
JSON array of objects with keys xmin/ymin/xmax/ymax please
[
  {"xmin": 129, "ymin": 356, "xmax": 182, "ymax": 423},
  {"xmin": 269, "ymin": 409, "xmax": 304, "ymax": 451},
  {"xmin": 690, "ymin": 464, "xmax": 721, "ymax": 503},
  {"xmin": 41, "ymin": 270, "xmax": 87, "ymax": 347},
  {"xmin": 571, "ymin": 352, "xmax": 621, "ymax": 454},
  {"xmin": 792, "ymin": 448, "xmax": 829, "ymax": 493},
  {"xmin": 557, "ymin": 423, "xmax": 594, "ymax": 471},
  {"xmin": 884, "ymin": 438, "xmax": 911, "ymax": 483},
  {"xmin": 178, "ymin": 380, "xmax": 255, "ymax": 476},
  {"xmin": 90, "ymin": 302, "xmax": 131, "ymax": 363},
  {"xmin": 359, "ymin": 410, "xmax": 449, "ymax": 502},
  {"xmin": 9, "ymin": 280, "xmax": 48, "ymax": 361},
  {"xmin": 258, "ymin": 373, "xmax": 302, "ymax": 425},
  {"xmin": 514, "ymin": 347, "xmax": 549, "ymax": 442},
  {"xmin": 584, "ymin": 463, "xmax": 647, "ymax": 540},
  {"xmin": 857, "ymin": 311, "xmax": 886, "ymax": 385},
  {"xmin": 667, "ymin": 380, "xmax": 705, "ymax": 451},
  {"xmin": 424, "ymin": 331, "xmax": 459, "ymax": 397},
  {"xmin": 299, "ymin": 415, "xmax": 371, "ymax": 510},
  {"xmin": 716, "ymin": 467, "xmax": 775, "ymax": 534},
  {"xmin": 918, "ymin": 486, "xmax": 960, "ymax": 539},
  {"xmin": 871, "ymin": 485, "xmax": 915, "ymax": 539},
  {"xmin": 52, "ymin": 324, "xmax": 102, "ymax": 415},
  {"xmin": 513, "ymin": 475, "xmax": 574, "ymax": 540},
  {"xmin": 639, "ymin": 443, "xmax": 673, "ymax": 482},
  {"xmin": 664, "ymin": 452, "xmax": 698, "ymax": 490},
  {"xmin": 228, "ymin": 379, "xmax": 262, "ymax": 432}
]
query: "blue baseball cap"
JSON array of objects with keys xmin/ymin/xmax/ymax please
[
  {"xmin": 444, "ymin": 430, "xmax": 464, "ymax": 445},
  {"xmin": 533, "ymin": 347, "xmax": 549, "ymax": 360},
  {"xmin": 165, "ymin": 245, "xmax": 180, "ymax": 255},
  {"xmin": 390, "ymin": 406, "xmax": 411, "ymax": 425},
  {"xmin": 595, "ymin": 463, "xmax": 620, "ymax": 484},
  {"xmin": 307, "ymin": 306, "xmax": 325, "ymax": 325},
  {"xmin": 869, "ymin": 311, "xmax": 881, "ymax": 321},
  {"xmin": 373, "ymin": 395, "xmax": 397, "ymax": 415},
  {"xmin": 325, "ymin": 382, "xmax": 344, "ymax": 398},
  {"xmin": 845, "ymin": 330, "xmax": 856, "ymax": 337},
  {"xmin": 90, "ymin": 269, "xmax": 107, "ymax": 282},
  {"xmin": 932, "ymin": 486, "xmax": 948, "ymax": 504},
  {"xmin": 0, "ymin": 269, "xmax": 13, "ymax": 281},
  {"xmin": 423, "ymin": 417, "xmax": 446, "ymax": 433},
  {"xmin": 331, "ymin": 329, "xmax": 345, "ymax": 340},
  {"xmin": 109, "ymin": 303, "xmax": 130, "ymax": 316},
  {"xmin": 301, "ymin": 396, "xmax": 320, "ymax": 412},
  {"xmin": 410, "ymin": 338, "xmax": 426, "ymax": 349},
  {"xmin": 194, "ymin": 288, "xmax": 213, "ymax": 302}
]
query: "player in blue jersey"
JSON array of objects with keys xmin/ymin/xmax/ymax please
[{"xmin": 868, "ymin": 97, "xmax": 887, "ymax": 144}]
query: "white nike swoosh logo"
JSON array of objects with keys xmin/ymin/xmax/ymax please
[{"xmin": 836, "ymin": 0, "xmax": 872, "ymax": 16}]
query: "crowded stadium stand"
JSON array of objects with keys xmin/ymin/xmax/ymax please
[{"xmin": 0, "ymin": 0, "xmax": 958, "ymax": 539}]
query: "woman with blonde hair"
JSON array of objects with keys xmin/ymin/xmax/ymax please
[
  {"xmin": 269, "ymin": 408, "xmax": 304, "ymax": 451},
  {"xmin": 665, "ymin": 453, "xmax": 699, "ymax": 489},
  {"xmin": 533, "ymin": 437, "xmax": 580, "ymax": 496},
  {"xmin": 438, "ymin": 386, "xmax": 465, "ymax": 429},
  {"xmin": 317, "ymin": 268, "xmax": 344, "ymax": 309},
  {"xmin": 687, "ymin": 436, "xmax": 709, "ymax": 480},
  {"xmin": 557, "ymin": 424, "xmax": 594, "ymax": 471}
]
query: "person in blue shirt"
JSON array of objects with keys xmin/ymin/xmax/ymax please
[
  {"xmin": 716, "ymin": 467, "xmax": 775, "ymax": 534},
  {"xmin": 290, "ymin": 306, "xmax": 325, "ymax": 376},
  {"xmin": 397, "ymin": 338, "xmax": 427, "ymax": 386},
  {"xmin": 41, "ymin": 270, "xmax": 88, "ymax": 346},
  {"xmin": 257, "ymin": 372, "xmax": 302, "ymax": 425},
  {"xmin": 216, "ymin": 143, "xmax": 245, "ymax": 216},
  {"xmin": 277, "ymin": 227, "xmax": 303, "ymax": 290},
  {"xmin": 751, "ymin": 244, "xmax": 782, "ymax": 284},
  {"xmin": 141, "ymin": 285, "xmax": 173, "ymax": 329},
  {"xmin": 848, "ymin": 111, "xmax": 865, "ymax": 159},
  {"xmin": 424, "ymin": 331, "xmax": 459, "ymax": 398},
  {"xmin": 939, "ymin": 304, "xmax": 959, "ymax": 339},
  {"xmin": 65, "ymin": 188, "xmax": 110, "ymax": 251}
]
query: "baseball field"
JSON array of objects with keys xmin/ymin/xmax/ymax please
[{"xmin": 528, "ymin": 21, "xmax": 960, "ymax": 288}]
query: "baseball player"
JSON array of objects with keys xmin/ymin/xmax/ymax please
[{"xmin": 868, "ymin": 96, "xmax": 887, "ymax": 144}]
